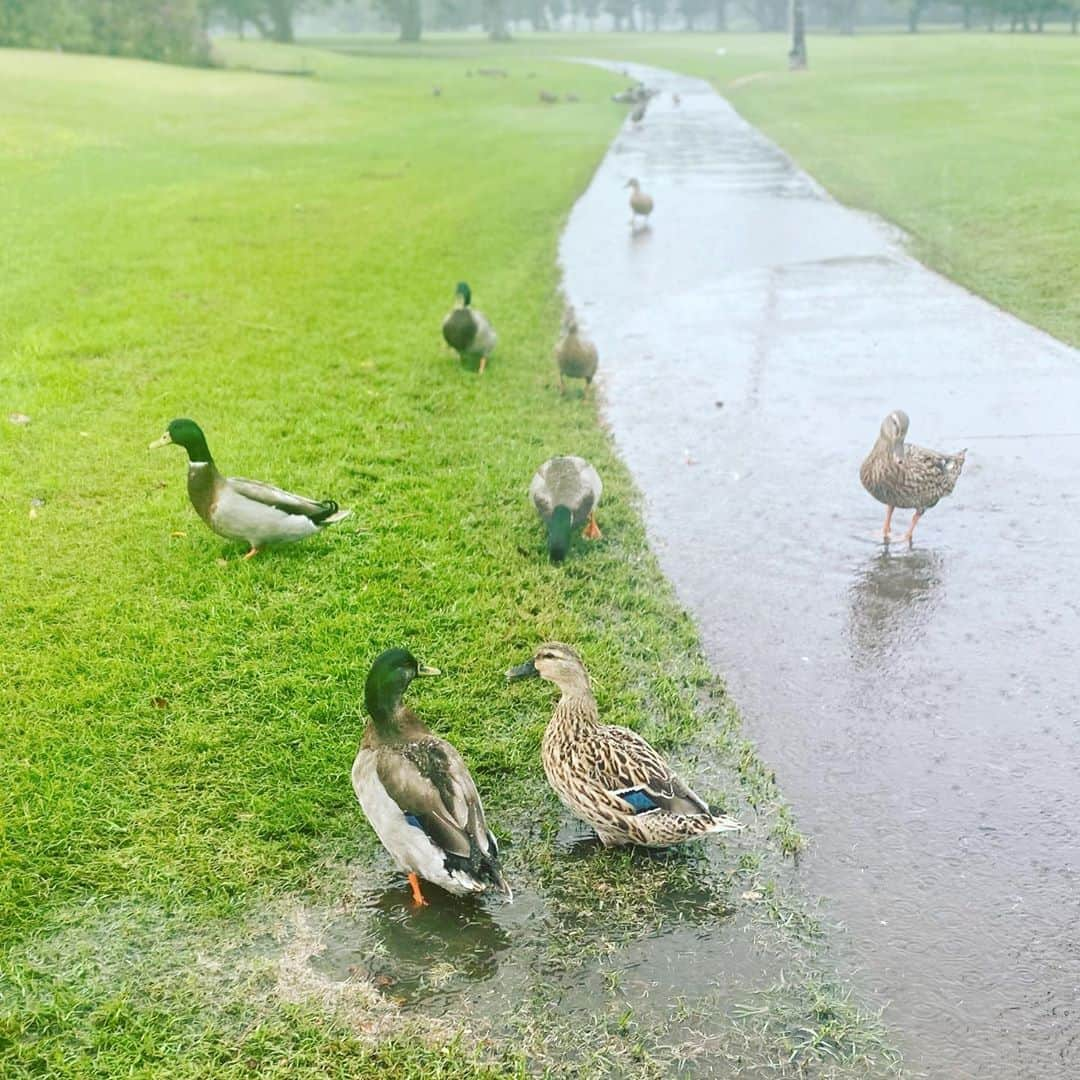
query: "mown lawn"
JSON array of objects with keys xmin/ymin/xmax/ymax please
[
  {"xmin": 0, "ymin": 40, "xmax": 898, "ymax": 1079},
  {"xmin": 327, "ymin": 31, "xmax": 1080, "ymax": 349}
]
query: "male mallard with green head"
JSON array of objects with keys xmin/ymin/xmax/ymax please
[
  {"xmin": 529, "ymin": 455, "xmax": 602, "ymax": 563},
  {"xmin": 352, "ymin": 649, "xmax": 511, "ymax": 906},
  {"xmin": 860, "ymin": 409, "xmax": 966, "ymax": 544},
  {"xmin": 507, "ymin": 643, "xmax": 743, "ymax": 848},
  {"xmin": 555, "ymin": 309, "xmax": 599, "ymax": 397},
  {"xmin": 441, "ymin": 282, "xmax": 497, "ymax": 374},
  {"xmin": 149, "ymin": 418, "xmax": 350, "ymax": 559}
]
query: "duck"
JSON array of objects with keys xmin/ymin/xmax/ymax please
[
  {"xmin": 554, "ymin": 309, "xmax": 598, "ymax": 396},
  {"xmin": 860, "ymin": 409, "xmax": 966, "ymax": 543},
  {"xmin": 352, "ymin": 649, "xmax": 511, "ymax": 906},
  {"xmin": 630, "ymin": 101, "xmax": 647, "ymax": 125},
  {"xmin": 625, "ymin": 178, "xmax": 653, "ymax": 228},
  {"xmin": 506, "ymin": 643, "xmax": 744, "ymax": 848},
  {"xmin": 149, "ymin": 418, "xmax": 350, "ymax": 559},
  {"xmin": 441, "ymin": 281, "xmax": 497, "ymax": 374},
  {"xmin": 529, "ymin": 455, "xmax": 602, "ymax": 562}
]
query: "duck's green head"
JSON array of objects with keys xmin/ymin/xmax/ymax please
[
  {"xmin": 149, "ymin": 418, "xmax": 212, "ymax": 463},
  {"xmin": 454, "ymin": 281, "xmax": 472, "ymax": 307},
  {"xmin": 365, "ymin": 648, "xmax": 440, "ymax": 726}
]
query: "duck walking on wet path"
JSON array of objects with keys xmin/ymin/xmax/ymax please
[
  {"xmin": 149, "ymin": 418, "xmax": 350, "ymax": 560},
  {"xmin": 625, "ymin": 178, "xmax": 653, "ymax": 228},
  {"xmin": 507, "ymin": 643, "xmax": 743, "ymax": 848},
  {"xmin": 352, "ymin": 649, "xmax": 511, "ymax": 907},
  {"xmin": 860, "ymin": 409, "xmax": 966, "ymax": 544}
]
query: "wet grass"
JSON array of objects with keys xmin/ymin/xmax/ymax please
[
  {"xmin": 321, "ymin": 32, "xmax": 1080, "ymax": 348},
  {"xmin": 1, "ymin": 40, "xmax": 894, "ymax": 1077}
]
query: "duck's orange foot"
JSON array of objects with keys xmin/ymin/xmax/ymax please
[
  {"xmin": 407, "ymin": 872, "xmax": 429, "ymax": 907},
  {"xmin": 582, "ymin": 513, "xmax": 602, "ymax": 541},
  {"xmin": 242, "ymin": 546, "xmax": 261, "ymax": 560}
]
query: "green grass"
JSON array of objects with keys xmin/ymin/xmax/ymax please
[
  {"xmin": 0, "ymin": 40, "xmax": 897, "ymax": 1077},
  {"xmin": 322, "ymin": 32, "xmax": 1080, "ymax": 348}
]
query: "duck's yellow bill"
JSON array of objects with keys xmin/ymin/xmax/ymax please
[
  {"xmin": 148, "ymin": 432, "xmax": 173, "ymax": 450},
  {"xmin": 417, "ymin": 663, "xmax": 441, "ymax": 677}
]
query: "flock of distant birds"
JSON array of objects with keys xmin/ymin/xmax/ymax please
[{"xmin": 147, "ymin": 80, "xmax": 966, "ymax": 904}]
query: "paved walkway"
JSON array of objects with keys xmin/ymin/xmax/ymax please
[{"xmin": 561, "ymin": 61, "xmax": 1080, "ymax": 1080}]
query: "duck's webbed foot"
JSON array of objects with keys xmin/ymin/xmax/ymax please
[
  {"xmin": 582, "ymin": 511, "xmax": 602, "ymax": 541},
  {"xmin": 407, "ymin": 872, "xmax": 429, "ymax": 907}
]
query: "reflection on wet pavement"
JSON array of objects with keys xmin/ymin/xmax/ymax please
[{"xmin": 560, "ymin": 60, "xmax": 1080, "ymax": 1080}]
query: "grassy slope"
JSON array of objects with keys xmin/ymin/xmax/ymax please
[
  {"xmin": 328, "ymin": 32, "xmax": 1080, "ymax": 348},
  {"xmin": 0, "ymin": 42, "xmax": 895, "ymax": 1078}
]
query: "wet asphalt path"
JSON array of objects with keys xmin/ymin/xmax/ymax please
[{"xmin": 560, "ymin": 61, "xmax": 1080, "ymax": 1080}]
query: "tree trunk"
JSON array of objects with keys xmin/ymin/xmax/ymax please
[
  {"xmin": 962, "ymin": 1, "xmax": 972, "ymax": 28},
  {"xmin": 715, "ymin": 0, "xmax": 727, "ymax": 28},
  {"xmin": 400, "ymin": 0, "xmax": 422, "ymax": 40},
  {"xmin": 907, "ymin": 1, "xmax": 920, "ymax": 32},
  {"xmin": 266, "ymin": 0, "xmax": 294, "ymax": 42},
  {"xmin": 789, "ymin": 0, "xmax": 806, "ymax": 68},
  {"xmin": 1072, "ymin": 9, "xmax": 1078, "ymax": 32},
  {"xmin": 485, "ymin": 0, "xmax": 511, "ymax": 39}
]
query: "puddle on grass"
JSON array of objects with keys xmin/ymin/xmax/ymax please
[
  {"xmin": 315, "ymin": 825, "xmax": 798, "ymax": 1075},
  {"xmin": 559, "ymin": 58, "xmax": 1080, "ymax": 1080}
]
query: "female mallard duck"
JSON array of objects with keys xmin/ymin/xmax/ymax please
[
  {"xmin": 860, "ymin": 409, "xmax": 966, "ymax": 543},
  {"xmin": 625, "ymin": 178, "xmax": 653, "ymax": 228},
  {"xmin": 555, "ymin": 309, "xmax": 598, "ymax": 397},
  {"xmin": 149, "ymin": 418, "xmax": 350, "ymax": 559},
  {"xmin": 530, "ymin": 455, "xmax": 602, "ymax": 563},
  {"xmin": 441, "ymin": 282, "xmax": 497, "ymax": 374},
  {"xmin": 507, "ymin": 643, "xmax": 743, "ymax": 847},
  {"xmin": 352, "ymin": 649, "xmax": 511, "ymax": 906}
]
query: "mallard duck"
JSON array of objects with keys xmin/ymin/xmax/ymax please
[
  {"xmin": 860, "ymin": 409, "xmax": 966, "ymax": 543},
  {"xmin": 529, "ymin": 455, "xmax": 602, "ymax": 562},
  {"xmin": 352, "ymin": 649, "xmax": 511, "ymax": 906},
  {"xmin": 554, "ymin": 309, "xmax": 598, "ymax": 396},
  {"xmin": 506, "ymin": 643, "xmax": 744, "ymax": 847},
  {"xmin": 149, "ymin": 418, "xmax": 350, "ymax": 559},
  {"xmin": 625, "ymin": 178, "xmax": 653, "ymax": 227},
  {"xmin": 441, "ymin": 282, "xmax": 497, "ymax": 374}
]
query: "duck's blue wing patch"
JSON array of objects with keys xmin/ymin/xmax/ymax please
[
  {"xmin": 404, "ymin": 813, "xmax": 424, "ymax": 829},
  {"xmin": 615, "ymin": 788, "xmax": 659, "ymax": 814}
]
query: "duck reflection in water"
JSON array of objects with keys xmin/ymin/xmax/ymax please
[
  {"xmin": 315, "ymin": 884, "xmax": 511, "ymax": 1006},
  {"xmin": 847, "ymin": 548, "xmax": 944, "ymax": 669}
]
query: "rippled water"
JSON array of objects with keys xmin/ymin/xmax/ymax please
[{"xmin": 560, "ymin": 60, "xmax": 1080, "ymax": 1079}]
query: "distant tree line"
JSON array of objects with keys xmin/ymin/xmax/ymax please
[
  {"xmin": 0, "ymin": 1, "xmax": 343, "ymax": 61},
  {"xmin": 0, "ymin": 0, "xmax": 1075, "ymax": 63},
  {"xmin": 0, "ymin": 0, "xmax": 211, "ymax": 62},
  {"xmin": 362, "ymin": 0, "xmax": 1077, "ymax": 36}
]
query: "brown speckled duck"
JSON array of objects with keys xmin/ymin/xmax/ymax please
[
  {"xmin": 554, "ymin": 309, "xmax": 598, "ymax": 396},
  {"xmin": 506, "ymin": 643, "xmax": 743, "ymax": 848},
  {"xmin": 625, "ymin": 178, "xmax": 653, "ymax": 228},
  {"xmin": 860, "ymin": 409, "xmax": 966, "ymax": 543}
]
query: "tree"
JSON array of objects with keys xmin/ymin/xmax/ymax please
[
  {"xmin": 484, "ymin": 0, "xmax": 510, "ymax": 38},
  {"xmin": 642, "ymin": 0, "xmax": 667, "ymax": 27},
  {"xmin": 788, "ymin": 0, "xmax": 806, "ymax": 68},
  {"xmin": 679, "ymin": 0, "xmax": 707, "ymax": 27},
  {"xmin": 714, "ymin": 0, "xmax": 727, "ymax": 29},
  {"xmin": 1, "ymin": 0, "xmax": 210, "ymax": 64},
  {"xmin": 374, "ymin": 0, "xmax": 421, "ymax": 38}
]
